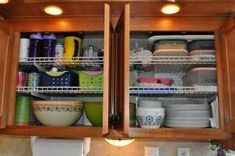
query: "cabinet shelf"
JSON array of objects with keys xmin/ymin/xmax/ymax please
[
  {"xmin": 130, "ymin": 56, "xmax": 216, "ymax": 73},
  {"xmin": 129, "ymin": 86, "xmax": 217, "ymax": 97},
  {"xmin": 16, "ymin": 86, "xmax": 103, "ymax": 95},
  {"xmin": 19, "ymin": 57, "xmax": 103, "ymax": 69},
  {"xmin": 128, "ymin": 128, "xmax": 230, "ymax": 140},
  {"xmin": 0, "ymin": 125, "xmax": 103, "ymax": 138}
]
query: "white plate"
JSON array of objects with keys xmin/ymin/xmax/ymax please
[
  {"xmin": 164, "ymin": 104, "xmax": 210, "ymax": 111},
  {"xmin": 166, "ymin": 110, "xmax": 211, "ymax": 115},
  {"xmin": 165, "ymin": 122, "xmax": 210, "ymax": 128},
  {"xmin": 165, "ymin": 120, "xmax": 210, "ymax": 124},
  {"xmin": 166, "ymin": 116, "xmax": 209, "ymax": 120}
]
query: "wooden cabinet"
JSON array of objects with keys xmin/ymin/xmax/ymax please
[
  {"xmin": 0, "ymin": 3, "xmax": 112, "ymax": 138},
  {"xmin": 0, "ymin": 0, "xmax": 235, "ymax": 142},
  {"xmin": 0, "ymin": 21, "xmax": 11, "ymax": 129},
  {"xmin": 115, "ymin": 3, "xmax": 235, "ymax": 141}
]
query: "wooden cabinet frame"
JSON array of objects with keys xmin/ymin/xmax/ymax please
[
  {"xmin": 116, "ymin": 3, "xmax": 235, "ymax": 140},
  {"xmin": 0, "ymin": 2, "xmax": 234, "ymax": 142},
  {"xmin": 0, "ymin": 3, "xmax": 112, "ymax": 138}
]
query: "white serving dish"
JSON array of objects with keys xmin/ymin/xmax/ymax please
[
  {"xmin": 136, "ymin": 107, "xmax": 165, "ymax": 128},
  {"xmin": 33, "ymin": 101, "xmax": 83, "ymax": 127}
]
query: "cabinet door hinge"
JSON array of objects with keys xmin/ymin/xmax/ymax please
[
  {"xmin": 9, "ymin": 35, "xmax": 14, "ymax": 43},
  {"xmin": 224, "ymin": 115, "xmax": 229, "ymax": 124},
  {"xmin": 219, "ymin": 34, "xmax": 224, "ymax": 43}
]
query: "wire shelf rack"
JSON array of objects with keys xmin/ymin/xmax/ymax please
[
  {"xmin": 17, "ymin": 86, "xmax": 103, "ymax": 95},
  {"xmin": 19, "ymin": 57, "xmax": 103, "ymax": 68},
  {"xmin": 130, "ymin": 56, "xmax": 216, "ymax": 73},
  {"xmin": 129, "ymin": 86, "xmax": 217, "ymax": 97}
]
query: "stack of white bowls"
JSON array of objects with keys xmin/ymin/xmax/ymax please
[
  {"xmin": 136, "ymin": 99, "xmax": 165, "ymax": 128},
  {"xmin": 164, "ymin": 104, "xmax": 211, "ymax": 128}
]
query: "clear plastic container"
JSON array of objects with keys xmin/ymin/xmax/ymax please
[
  {"xmin": 188, "ymin": 40, "xmax": 214, "ymax": 52},
  {"xmin": 183, "ymin": 67, "xmax": 217, "ymax": 86},
  {"xmin": 152, "ymin": 40, "xmax": 187, "ymax": 51},
  {"xmin": 153, "ymin": 49, "xmax": 188, "ymax": 56},
  {"xmin": 189, "ymin": 49, "xmax": 215, "ymax": 56}
]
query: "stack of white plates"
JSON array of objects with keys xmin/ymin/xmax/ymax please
[{"xmin": 164, "ymin": 104, "xmax": 211, "ymax": 128}]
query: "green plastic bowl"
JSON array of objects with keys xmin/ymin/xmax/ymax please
[{"xmin": 84, "ymin": 102, "xmax": 103, "ymax": 127}]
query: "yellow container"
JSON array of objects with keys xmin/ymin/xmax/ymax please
[{"xmin": 64, "ymin": 36, "xmax": 82, "ymax": 63}]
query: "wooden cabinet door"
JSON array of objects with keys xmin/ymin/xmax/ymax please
[
  {"xmin": 115, "ymin": 3, "xmax": 130, "ymax": 134},
  {"xmin": 219, "ymin": 17, "xmax": 235, "ymax": 132},
  {"xmin": 103, "ymin": 3, "xmax": 112, "ymax": 135},
  {"xmin": 0, "ymin": 21, "xmax": 11, "ymax": 129}
]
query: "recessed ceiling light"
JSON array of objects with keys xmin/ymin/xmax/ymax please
[
  {"xmin": 44, "ymin": 6, "xmax": 63, "ymax": 16},
  {"xmin": 0, "ymin": 0, "xmax": 9, "ymax": 4},
  {"xmin": 161, "ymin": 4, "xmax": 180, "ymax": 15}
]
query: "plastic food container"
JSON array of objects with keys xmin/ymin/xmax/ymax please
[
  {"xmin": 183, "ymin": 67, "xmax": 217, "ymax": 86},
  {"xmin": 40, "ymin": 71, "xmax": 78, "ymax": 86},
  {"xmin": 189, "ymin": 49, "xmax": 215, "ymax": 56},
  {"xmin": 188, "ymin": 40, "xmax": 214, "ymax": 52},
  {"xmin": 137, "ymin": 77, "xmax": 173, "ymax": 86},
  {"xmin": 152, "ymin": 40, "xmax": 187, "ymax": 51},
  {"xmin": 153, "ymin": 49, "xmax": 188, "ymax": 56},
  {"xmin": 78, "ymin": 71, "xmax": 103, "ymax": 90}
]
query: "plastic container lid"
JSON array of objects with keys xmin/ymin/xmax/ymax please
[
  {"xmin": 30, "ymin": 33, "xmax": 42, "ymax": 40},
  {"xmin": 43, "ymin": 33, "xmax": 56, "ymax": 40}
]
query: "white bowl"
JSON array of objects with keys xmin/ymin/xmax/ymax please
[
  {"xmin": 33, "ymin": 101, "xmax": 83, "ymax": 127},
  {"xmin": 138, "ymin": 99, "xmax": 162, "ymax": 108},
  {"xmin": 136, "ymin": 107, "xmax": 165, "ymax": 128}
]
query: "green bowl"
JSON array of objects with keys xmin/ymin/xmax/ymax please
[{"xmin": 84, "ymin": 102, "xmax": 103, "ymax": 127}]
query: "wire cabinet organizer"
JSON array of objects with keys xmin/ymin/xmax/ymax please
[{"xmin": 0, "ymin": 0, "xmax": 235, "ymax": 147}]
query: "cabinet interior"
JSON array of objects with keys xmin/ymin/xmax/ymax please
[{"xmin": 128, "ymin": 32, "xmax": 219, "ymax": 129}]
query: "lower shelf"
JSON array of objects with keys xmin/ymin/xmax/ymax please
[
  {"xmin": 0, "ymin": 126, "xmax": 103, "ymax": 138},
  {"xmin": 128, "ymin": 128, "xmax": 231, "ymax": 140}
]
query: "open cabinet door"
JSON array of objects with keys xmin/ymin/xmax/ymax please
[
  {"xmin": 103, "ymin": 3, "xmax": 111, "ymax": 135},
  {"xmin": 0, "ymin": 21, "xmax": 11, "ymax": 128},
  {"xmin": 218, "ymin": 17, "xmax": 235, "ymax": 133},
  {"xmin": 115, "ymin": 3, "xmax": 130, "ymax": 135}
]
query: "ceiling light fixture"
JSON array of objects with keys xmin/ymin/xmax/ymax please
[
  {"xmin": 44, "ymin": 6, "xmax": 63, "ymax": 16},
  {"xmin": 0, "ymin": 0, "xmax": 9, "ymax": 4},
  {"xmin": 161, "ymin": 3, "xmax": 180, "ymax": 15},
  {"xmin": 105, "ymin": 138, "xmax": 135, "ymax": 147}
]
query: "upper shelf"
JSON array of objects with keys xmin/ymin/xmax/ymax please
[
  {"xmin": 17, "ymin": 86, "xmax": 103, "ymax": 95},
  {"xmin": 19, "ymin": 57, "xmax": 103, "ymax": 70},
  {"xmin": 129, "ymin": 86, "xmax": 217, "ymax": 97}
]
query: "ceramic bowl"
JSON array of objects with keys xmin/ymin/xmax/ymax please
[
  {"xmin": 33, "ymin": 101, "xmax": 83, "ymax": 127},
  {"xmin": 84, "ymin": 101, "xmax": 103, "ymax": 127},
  {"xmin": 136, "ymin": 107, "xmax": 165, "ymax": 128}
]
